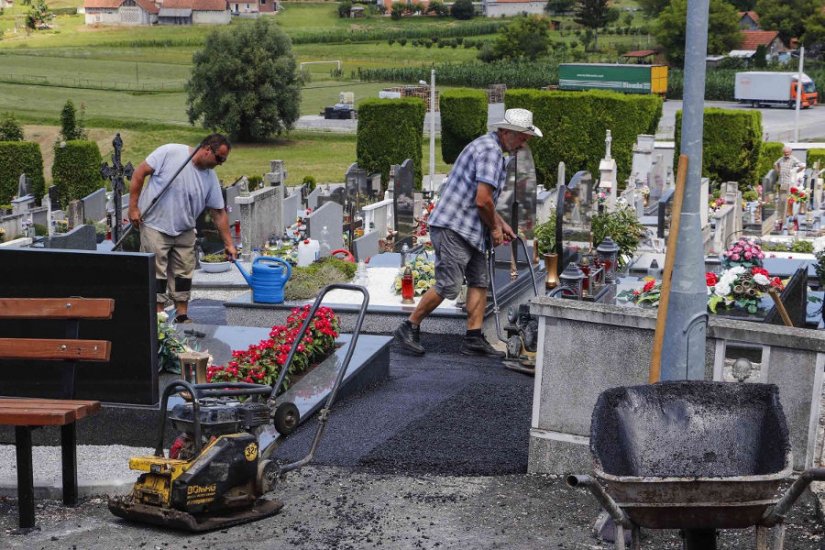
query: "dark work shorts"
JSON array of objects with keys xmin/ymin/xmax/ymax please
[{"xmin": 429, "ymin": 226, "xmax": 488, "ymax": 300}]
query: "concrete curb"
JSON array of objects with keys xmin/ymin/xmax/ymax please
[{"xmin": 0, "ymin": 445, "xmax": 153, "ymax": 499}]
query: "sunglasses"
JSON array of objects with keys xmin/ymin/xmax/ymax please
[{"xmin": 210, "ymin": 147, "xmax": 227, "ymax": 165}]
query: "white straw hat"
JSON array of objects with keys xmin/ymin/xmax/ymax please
[{"xmin": 492, "ymin": 108, "xmax": 543, "ymax": 138}]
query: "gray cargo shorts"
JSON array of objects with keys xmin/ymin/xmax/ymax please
[{"xmin": 429, "ymin": 226, "xmax": 488, "ymax": 300}]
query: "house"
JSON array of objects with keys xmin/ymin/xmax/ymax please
[
  {"xmin": 228, "ymin": 0, "xmax": 276, "ymax": 16},
  {"xmin": 735, "ymin": 30, "xmax": 788, "ymax": 60},
  {"xmin": 158, "ymin": 0, "xmax": 231, "ymax": 24},
  {"xmin": 738, "ymin": 10, "xmax": 759, "ymax": 30},
  {"xmin": 482, "ymin": 0, "xmax": 545, "ymax": 17},
  {"xmin": 83, "ymin": 0, "xmax": 159, "ymax": 26}
]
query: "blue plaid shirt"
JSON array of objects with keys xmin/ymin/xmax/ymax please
[{"xmin": 428, "ymin": 132, "xmax": 506, "ymax": 251}]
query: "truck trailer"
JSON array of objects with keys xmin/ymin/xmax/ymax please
[
  {"xmin": 734, "ymin": 71, "xmax": 817, "ymax": 109},
  {"xmin": 557, "ymin": 63, "xmax": 668, "ymax": 96}
]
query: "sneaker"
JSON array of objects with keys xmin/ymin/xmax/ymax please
[
  {"xmin": 174, "ymin": 314, "xmax": 193, "ymax": 324},
  {"xmin": 393, "ymin": 321, "xmax": 425, "ymax": 356},
  {"xmin": 460, "ymin": 335, "xmax": 505, "ymax": 358}
]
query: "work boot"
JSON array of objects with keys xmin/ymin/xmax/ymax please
[
  {"xmin": 460, "ymin": 334, "xmax": 505, "ymax": 358},
  {"xmin": 394, "ymin": 320, "xmax": 425, "ymax": 356}
]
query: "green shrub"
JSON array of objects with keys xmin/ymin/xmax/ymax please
[
  {"xmin": 0, "ymin": 113, "xmax": 24, "ymax": 141},
  {"xmin": 791, "ymin": 240, "xmax": 814, "ymax": 253},
  {"xmin": 674, "ymin": 108, "xmax": 762, "ymax": 189},
  {"xmin": 0, "ymin": 141, "xmax": 44, "ymax": 204},
  {"xmin": 302, "ymin": 175, "xmax": 317, "ymax": 191},
  {"xmin": 356, "ymin": 98, "xmax": 425, "ymax": 190},
  {"xmin": 757, "ymin": 142, "xmax": 784, "ymax": 183},
  {"xmin": 284, "ymin": 257, "xmax": 357, "ymax": 300},
  {"xmin": 591, "ymin": 208, "xmax": 645, "ymax": 266},
  {"xmin": 504, "ymin": 89, "xmax": 663, "ymax": 187},
  {"xmin": 52, "ymin": 140, "xmax": 105, "ymax": 206},
  {"xmin": 439, "ymin": 88, "xmax": 488, "ymax": 164}
]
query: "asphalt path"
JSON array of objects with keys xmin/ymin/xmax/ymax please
[{"xmin": 297, "ymin": 101, "xmax": 825, "ymax": 143}]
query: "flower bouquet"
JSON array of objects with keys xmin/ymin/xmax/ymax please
[
  {"xmin": 721, "ymin": 238, "xmax": 765, "ymax": 270},
  {"xmin": 207, "ymin": 305, "xmax": 340, "ymax": 388},
  {"xmin": 706, "ymin": 267, "xmax": 783, "ymax": 314},
  {"xmin": 157, "ymin": 311, "xmax": 191, "ymax": 374},
  {"xmin": 789, "ymin": 186, "xmax": 808, "ymax": 203},
  {"xmin": 394, "ymin": 255, "xmax": 436, "ymax": 296},
  {"xmin": 617, "ymin": 277, "xmax": 661, "ymax": 307}
]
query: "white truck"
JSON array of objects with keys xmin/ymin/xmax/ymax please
[{"xmin": 734, "ymin": 71, "xmax": 818, "ymax": 109}]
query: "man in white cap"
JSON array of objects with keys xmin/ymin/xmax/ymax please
[{"xmin": 394, "ymin": 108, "xmax": 542, "ymax": 357}]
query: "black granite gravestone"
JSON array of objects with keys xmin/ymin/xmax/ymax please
[
  {"xmin": 393, "ymin": 159, "xmax": 416, "ymax": 251},
  {"xmin": 48, "ymin": 185, "xmax": 62, "ymax": 211},
  {"xmin": 0, "ymin": 249, "xmax": 158, "ymax": 404}
]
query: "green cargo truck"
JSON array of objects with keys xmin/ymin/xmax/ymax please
[{"xmin": 558, "ymin": 63, "xmax": 668, "ymax": 96}]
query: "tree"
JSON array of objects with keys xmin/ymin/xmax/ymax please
[
  {"xmin": 754, "ymin": 44, "xmax": 768, "ymax": 67},
  {"xmin": 185, "ymin": 19, "xmax": 301, "ymax": 143},
  {"xmin": 724, "ymin": 0, "xmax": 756, "ymax": 9},
  {"xmin": 25, "ymin": 0, "xmax": 51, "ymax": 31},
  {"xmin": 0, "ymin": 113, "xmax": 24, "ymax": 141},
  {"xmin": 59, "ymin": 100, "xmax": 86, "ymax": 142},
  {"xmin": 654, "ymin": 0, "xmax": 741, "ymax": 66},
  {"xmin": 802, "ymin": 11, "xmax": 825, "ymax": 55},
  {"xmin": 490, "ymin": 15, "xmax": 551, "ymax": 62},
  {"xmin": 755, "ymin": 0, "xmax": 820, "ymax": 45},
  {"xmin": 574, "ymin": 0, "xmax": 619, "ymax": 51},
  {"xmin": 545, "ymin": 0, "xmax": 574, "ymax": 15},
  {"xmin": 637, "ymin": 0, "xmax": 668, "ymax": 17},
  {"xmin": 337, "ymin": 1, "xmax": 352, "ymax": 18},
  {"xmin": 451, "ymin": 0, "xmax": 474, "ymax": 20}
]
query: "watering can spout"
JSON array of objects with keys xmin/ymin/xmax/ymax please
[{"xmin": 233, "ymin": 260, "xmax": 253, "ymax": 286}]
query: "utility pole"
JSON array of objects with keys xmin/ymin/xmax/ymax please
[
  {"xmin": 661, "ymin": 0, "xmax": 710, "ymax": 381},
  {"xmin": 794, "ymin": 45, "xmax": 805, "ymax": 143}
]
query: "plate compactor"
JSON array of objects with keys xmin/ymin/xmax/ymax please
[{"xmin": 109, "ymin": 284, "xmax": 369, "ymax": 532}]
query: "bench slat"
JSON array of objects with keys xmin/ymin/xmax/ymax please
[
  {"xmin": 0, "ymin": 339, "xmax": 111, "ymax": 361},
  {"xmin": 0, "ymin": 399, "xmax": 101, "ymax": 426},
  {"xmin": 0, "ymin": 298, "xmax": 114, "ymax": 320}
]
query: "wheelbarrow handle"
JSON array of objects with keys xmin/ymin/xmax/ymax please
[{"xmin": 762, "ymin": 467, "xmax": 825, "ymax": 526}]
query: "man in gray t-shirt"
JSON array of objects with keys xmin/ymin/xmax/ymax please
[{"xmin": 128, "ymin": 133, "xmax": 237, "ymax": 323}]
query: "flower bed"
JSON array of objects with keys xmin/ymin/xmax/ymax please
[{"xmin": 207, "ymin": 305, "xmax": 340, "ymax": 387}]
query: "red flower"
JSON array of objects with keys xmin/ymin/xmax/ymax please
[
  {"xmin": 770, "ymin": 277, "xmax": 784, "ymax": 289},
  {"xmin": 751, "ymin": 267, "xmax": 769, "ymax": 277},
  {"xmin": 643, "ymin": 280, "xmax": 656, "ymax": 292},
  {"xmin": 790, "ymin": 187, "xmax": 798, "ymax": 195},
  {"xmin": 705, "ymin": 272, "xmax": 718, "ymax": 287}
]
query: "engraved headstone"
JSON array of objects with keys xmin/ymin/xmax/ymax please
[
  {"xmin": 598, "ymin": 130, "xmax": 618, "ymax": 211},
  {"xmin": 307, "ymin": 187, "xmax": 323, "ymax": 210},
  {"xmin": 353, "ymin": 230, "xmax": 380, "ymax": 262},
  {"xmin": 81, "ymin": 187, "xmax": 107, "ymax": 223},
  {"xmin": 224, "ymin": 184, "xmax": 241, "ymax": 224},
  {"xmin": 30, "ymin": 206, "xmax": 48, "ymax": 231},
  {"xmin": 496, "ymin": 146, "xmax": 538, "ymax": 239},
  {"xmin": 48, "ymin": 185, "xmax": 62, "ymax": 212},
  {"xmin": 344, "ymin": 163, "xmax": 369, "ymax": 211},
  {"xmin": 282, "ymin": 187, "xmax": 300, "ymax": 226},
  {"xmin": 648, "ymin": 153, "xmax": 666, "ymax": 203},
  {"xmin": 67, "ymin": 200, "xmax": 84, "ymax": 229},
  {"xmin": 630, "ymin": 135, "xmax": 655, "ymax": 183},
  {"xmin": 44, "ymin": 224, "xmax": 96, "ymax": 250},
  {"xmin": 17, "ymin": 173, "xmax": 31, "ymax": 198},
  {"xmin": 393, "ymin": 159, "xmax": 416, "ymax": 250},
  {"xmin": 307, "ymin": 201, "xmax": 344, "ymax": 256}
]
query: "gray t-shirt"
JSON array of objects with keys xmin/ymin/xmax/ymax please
[{"xmin": 138, "ymin": 144, "xmax": 225, "ymax": 236}]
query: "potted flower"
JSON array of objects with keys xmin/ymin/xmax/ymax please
[
  {"xmin": 721, "ymin": 238, "xmax": 764, "ymax": 270},
  {"xmin": 200, "ymin": 252, "xmax": 231, "ymax": 273},
  {"xmin": 591, "ymin": 207, "xmax": 645, "ymax": 268},
  {"xmin": 533, "ymin": 212, "xmax": 559, "ymax": 289}
]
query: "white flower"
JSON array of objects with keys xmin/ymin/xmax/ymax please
[
  {"xmin": 753, "ymin": 273, "xmax": 770, "ymax": 285},
  {"xmin": 158, "ymin": 311, "xmax": 168, "ymax": 322},
  {"xmin": 714, "ymin": 283, "xmax": 731, "ymax": 297}
]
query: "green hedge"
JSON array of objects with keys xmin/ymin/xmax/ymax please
[
  {"xmin": 356, "ymin": 98, "xmax": 426, "ymax": 189},
  {"xmin": 52, "ymin": 140, "xmax": 105, "ymax": 206},
  {"xmin": 439, "ymin": 88, "xmax": 488, "ymax": 164},
  {"xmin": 504, "ymin": 89, "xmax": 663, "ymax": 187},
  {"xmin": 806, "ymin": 148, "xmax": 825, "ymax": 170},
  {"xmin": 0, "ymin": 141, "xmax": 44, "ymax": 204},
  {"xmin": 756, "ymin": 142, "xmax": 784, "ymax": 183},
  {"xmin": 674, "ymin": 108, "xmax": 762, "ymax": 189}
]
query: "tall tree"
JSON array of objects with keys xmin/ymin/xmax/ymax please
[
  {"xmin": 654, "ymin": 0, "xmax": 742, "ymax": 65},
  {"xmin": 636, "ymin": 0, "xmax": 668, "ymax": 18},
  {"xmin": 545, "ymin": 0, "xmax": 575, "ymax": 15},
  {"xmin": 492, "ymin": 15, "xmax": 552, "ymax": 61},
  {"xmin": 186, "ymin": 18, "xmax": 301, "ymax": 142},
  {"xmin": 724, "ymin": 0, "xmax": 756, "ymax": 10},
  {"xmin": 574, "ymin": 0, "xmax": 618, "ymax": 51},
  {"xmin": 59, "ymin": 100, "xmax": 86, "ymax": 142},
  {"xmin": 755, "ymin": 0, "xmax": 820, "ymax": 45}
]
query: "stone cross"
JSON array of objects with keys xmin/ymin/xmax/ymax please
[
  {"xmin": 604, "ymin": 130, "xmax": 612, "ymax": 161},
  {"xmin": 100, "ymin": 133, "xmax": 134, "ymax": 244},
  {"xmin": 17, "ymin": 173, "xmax": 31, "ymax": 198}
]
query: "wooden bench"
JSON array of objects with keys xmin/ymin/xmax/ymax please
[{"xmin": 0, "ymin": 298, "xmax": 113, "ymax": 530}]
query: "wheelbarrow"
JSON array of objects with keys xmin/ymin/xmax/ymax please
[{"xmin": 567, "ymin": 381, "xmax": 825, "ymax": 549}]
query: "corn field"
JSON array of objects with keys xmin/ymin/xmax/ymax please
[
  {"xmin": 359, "ymin": 59, "xmax": 561, "ymax": 89},
  {"xmin": 290, "ymin": 21, "xmax": 507, "ymax": 45}
]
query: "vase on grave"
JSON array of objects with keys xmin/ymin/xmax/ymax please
[{"xmin": 543, "ymin": 253, "xmax": 559, "ymax": 289}]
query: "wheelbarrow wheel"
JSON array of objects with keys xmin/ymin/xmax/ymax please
[
  {"xmin": 273, "ymin": 402, "xmax": 300, "ymax": 435},
  {"xmin": 506, "ymin": 334, "xmax": 522, "ymax": 360}
]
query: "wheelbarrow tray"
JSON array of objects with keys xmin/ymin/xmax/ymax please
[{"xmin": 590, "ymin": 381, "xmax": 792, "ymax": 530}]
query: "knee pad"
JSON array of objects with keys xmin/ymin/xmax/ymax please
[{"xmin": 174, "ymin": 277, "xmax": 192, "ymax": 292}]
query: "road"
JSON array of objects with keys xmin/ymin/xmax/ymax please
[{"xmin": 297, "ymin": 100, "xmax": 825, "ymax": 143}]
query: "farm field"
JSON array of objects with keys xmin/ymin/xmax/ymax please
[{"xmin": 0, "ymin": 2, "xmax": 644, "ymax": 184}]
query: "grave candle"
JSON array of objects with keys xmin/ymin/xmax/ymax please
[{"xmin": 401, "ymin": 266, "xmax": 415, "ymax": 304}]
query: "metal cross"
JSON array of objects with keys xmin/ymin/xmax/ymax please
[{"xmin": 100, "ymin": 133, "xmax": 134, "ymax": 245}]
